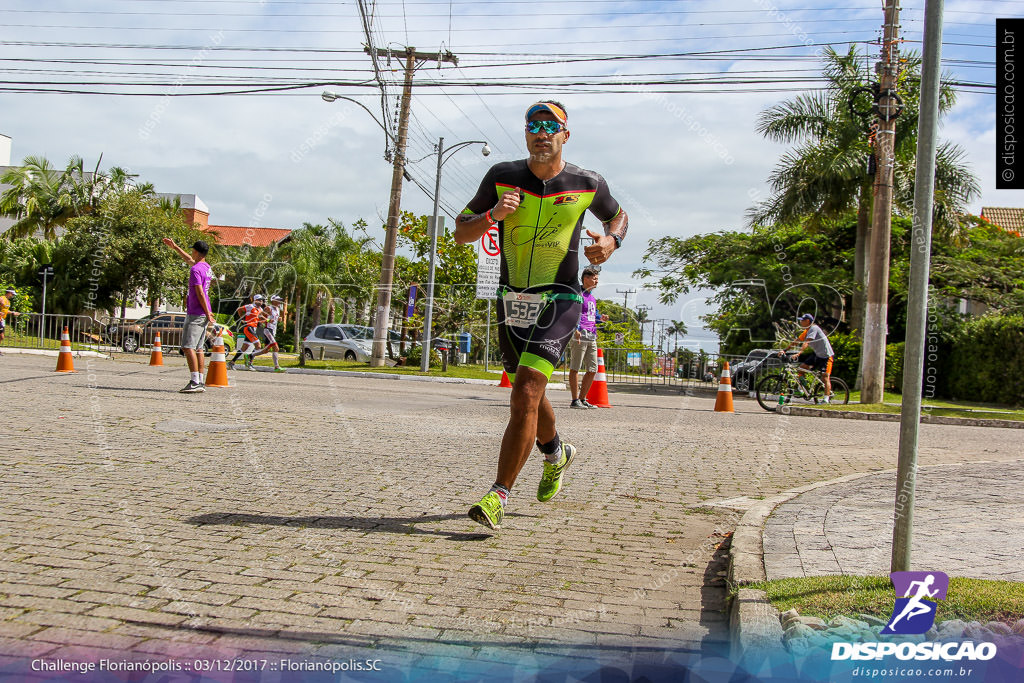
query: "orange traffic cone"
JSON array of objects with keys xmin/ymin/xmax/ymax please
[
  {"xmin": 714, "ymin": 361, "xmax": 734, "ymax": 413},
  {"xmin": 204, "ymin": 331, "xmax": 230, "ymax": 388},
  {"xmin": 585, "ymin": 348, "xmax": 612, "ymax": 408},
  {"xmin": 55, "ymin": 326, "xmax": 75, "ymax": 373},
  {"xmin": 149, "ymin": 332, "xmax": 164, "ymax": 366},
  {"xmin": 498, "ymin": 370, "xmax": 513, "ymax": 388}
]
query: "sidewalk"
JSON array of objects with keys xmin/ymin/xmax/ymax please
[{"xmin": 762, "ymin": 460, "xmax": 1024, "ymax": 582}]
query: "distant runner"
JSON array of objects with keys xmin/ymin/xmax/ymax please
[
  {"xmin": 229, "ymin": 294, "xmax": 266, "ymax": 371},
  {"xmin": 455, "ymin": 101, "xmax": 628, "ymax": 529},
  {"xmin": 251, "ymin": 295, "xmax": 286, "ymax": 372},
  {"xmin": 0, "ymin": 288, "xmax": 22, "ymax": 355}
]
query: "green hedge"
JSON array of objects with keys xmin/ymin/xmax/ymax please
[{"xmin": 947, "ymin": 313, "xmax": 1024, "ymax": 406}]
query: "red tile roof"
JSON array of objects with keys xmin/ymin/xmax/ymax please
[
  {"xmin": 204, "ymin": 225, "xmax": 292, "ymax": 247},
  {"xmin": 979, "ymin": 207, "xmax": 1024, "ymax": 237}
]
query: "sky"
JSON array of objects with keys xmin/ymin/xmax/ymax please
[{"xmin": 0, "ymin": 0, "xmax": 1016, "ymax": 351}]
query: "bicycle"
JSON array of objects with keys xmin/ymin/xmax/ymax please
[{"xmin": 755, "ymin": 354, "xmax": 849, "ymax": 412}]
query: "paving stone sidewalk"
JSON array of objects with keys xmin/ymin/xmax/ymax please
[
  {"xmin": 763, "ymin": 460, "xmax": 1024, "ymax": 581},
  {"xmin": 1, "ymin": 354, "xmax": 1022, "ymax": 673}
]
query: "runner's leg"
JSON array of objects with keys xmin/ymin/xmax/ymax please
[{"xmin": 496, "ymin": 366, "xmax": 548, "ymax": 489}]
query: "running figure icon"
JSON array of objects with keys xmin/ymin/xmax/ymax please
[{"xmin": 881, "ymin": 571, "xmax": 949, "ymax": 635}]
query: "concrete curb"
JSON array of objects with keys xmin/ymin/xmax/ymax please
[
  {"xmin": 780, "ymin": 405, "xmax": 1023, "ymax": 429},
  {"xmin": 247, "ymin": 365, "xmax": 568, "ymax": 390},
  {"xmin": 0, "ymin": 347, "xmax": 111, "ymax": 359},
  {"xmin": 726, "ymin": 470, "xmax": 898, "ymax": 659}
]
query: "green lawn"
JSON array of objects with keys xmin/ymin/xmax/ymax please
[
  {"xmin": 251, "ymin": 356, "xmax": 505, "ymax": 381},
  {"xmin": 828, "ymin": 391, "xmax": 1024, "ymax": 421},
  {"xmin": 749, "ymin": 575, "xmax": 1024, "ymax": 625},
  {"xmin": 1, "ymin": 329, "xmax": 101, "ymax": 353}
]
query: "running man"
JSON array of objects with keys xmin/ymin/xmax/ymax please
[
  {"xmin": 0, "ymin": 288, "xmax": 22, "ymax": 354},
  {"xmin": 162, "ymin": 239, "xmax": 215, "ymax": 393},
  {"xmin": 455, "ymin": 100, "xmax": 628, "ymax": 529},
  {"xmin": 568, "ymin": 265, "xmax": 601, "ymax": 409},
  {"xmin": 782, "ymin": 313, "xmax": 835, "ymax": 402},
  {"xmin": 229, "ymin": 294, "xmax": 266, "ymax": 370},
  {"xmin": 251, "ymin": 295, "xmax": 286, "ymax": 371},
  {"xmin": 886, "ymin": 575, "xmax": 939, "ymax": 631}
]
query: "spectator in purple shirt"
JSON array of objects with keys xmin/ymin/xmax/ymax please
[
  {"xmin": 568, "ymin": 265, "xmax": 601, "ymax": 409},
  {"xmin": 163, "ymin": 238, "xmax": 215, "ymax": 393}
]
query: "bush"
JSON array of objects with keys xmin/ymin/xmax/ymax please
[
  {"xmin": 947, "ymin": 313, "xmax": 1024, "ymax": 406},
  {"xmin": 828, "ymin": 332, "xmax": 861, "ymax": 385},
  {"xmin": 885, "ymin": 342, "xmax": 904, "ymax": 393},
  {"xmin": 405, "ymin": 344, "xmax": 441, "ymax": 368}
]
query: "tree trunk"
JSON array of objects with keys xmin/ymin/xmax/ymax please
[{"xmin": 327, "ymin": 298, "xmax": 335, "ymax": 324}]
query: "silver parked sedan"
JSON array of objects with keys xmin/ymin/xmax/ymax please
[{"xmin": 302, "ymin": 324, "xmax": 373, "ymax": 362}]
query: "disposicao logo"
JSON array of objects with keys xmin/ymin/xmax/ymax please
[
  {"xmin": 882, "ymin": 571, "xmax": 949, "ymax": 635},
  {"xmin": 831, "ymin": 571, "xmax": 997, "ymax": 662}
]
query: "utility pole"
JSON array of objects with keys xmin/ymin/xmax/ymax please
[
  {"xmin": 861, "ymin": 1, "xmax": 902, "ymax": 403},
  {"xmin": 616, "ymin": 288, "xmax": 636, "ymax": 320},
  {"xmin": 365, "ymin": 46, "xmax": 457, "ymax": 367},
  {"xmin": 891, "ymin": 0, "xmax": 944, "ymax": 572}
]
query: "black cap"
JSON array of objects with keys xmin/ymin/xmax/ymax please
[{"xmin": 192, "ymin": 240, "xmax": 210, "ymax": 256}]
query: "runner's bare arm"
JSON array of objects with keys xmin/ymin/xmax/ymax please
[{"xmin": 454, "ymin": 187, "xmax": 522, "ymax": 244}]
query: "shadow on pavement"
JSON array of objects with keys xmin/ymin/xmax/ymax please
[
  {"xmin": 700, "ymin": 532, "xmax": 732, "ymax": 645},
  {"xmin": 186, "ymin": 511, "xmax": 530, "ymax": 541}
]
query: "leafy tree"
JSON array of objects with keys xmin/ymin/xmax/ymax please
[
  {"xmin": 396, "ymin": 211, "xmax": 480, "ymax": 344},
  {"xmin": 635, "ymin": 218, "xmax": 860, "ymax": 355},
  {"xmin": 61, "ymin": 190, "xmax": 201, "ymax": 319}
]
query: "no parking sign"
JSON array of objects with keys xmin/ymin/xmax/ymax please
[{"xmin": 476, "ymin": 227, "xmax": 500, "ymax": 300}]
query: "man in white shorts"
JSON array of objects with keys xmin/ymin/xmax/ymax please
[{"xmin": 251, "ymin": 295, "xmax": 286, "ymax": 372}]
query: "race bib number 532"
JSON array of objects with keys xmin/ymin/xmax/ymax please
[{"xmin": 503, "ymin": 292, "xmax": 543, "ymax": 328}]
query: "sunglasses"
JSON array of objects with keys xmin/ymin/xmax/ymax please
[{"xmin": 526, "ymin": 120, "xmax": 566, "ymax": 134}]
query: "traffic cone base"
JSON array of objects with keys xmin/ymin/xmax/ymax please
[
  {"xmin": 204, "ymin": 333, "xmax": 230, "ymax": 388},
  {"xmin": 55, "ymin": 326, "xmax": 75, "ymax": 373},
  {"xmin": 149, "ymin": 332, "xmax": 164, "ymax": 366},
  {"xmin": 714, "ymin": 361, "xmax": 734, "ymax": 413},
  {"xmin": 585, "ymin": 348, "xmax": 612, "ymax": 408},
  {"xmin": 498, "ymin": 370, "xmax": 512, "ymax": 388}
]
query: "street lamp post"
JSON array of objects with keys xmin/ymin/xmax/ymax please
[{"xmin": 421, "ymin": 136, "xmax": 489, "ymax": 372}]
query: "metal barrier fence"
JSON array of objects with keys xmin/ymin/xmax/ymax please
[
  {"xmin": 0, "ymin": 313, "xmax": 114, "ymax": 353},
  {"xmin": 557, "ymin": 347, "xmax": 743, "ymax": 391}
]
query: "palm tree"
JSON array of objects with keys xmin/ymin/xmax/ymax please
[
  {"xmin": 666, "ymin": 319, "xmax": 687, "ymax": 351},
  {"xmin": 750, "ymin": 46, "xmax": 977, "ymax": 332},
  {"xmin": 0, "ymin": 156, "xmax": 71, "ymax": 240},
  {"xmin": 1, "ymin": 155, "xmax": 149, "ymax": 241}
]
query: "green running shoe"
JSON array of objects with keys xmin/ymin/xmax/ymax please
[
  {"xmin": 537, "ymin": 443, "xmax": 576, "ymax": 502},
  {"xmin": 468, "ymin": 491, "xmax": 504, "ymax": 530}
]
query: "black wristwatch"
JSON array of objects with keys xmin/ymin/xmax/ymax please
[{"xmin": 610, "ymin": 233, "xmax": 622, "ymax": 249}]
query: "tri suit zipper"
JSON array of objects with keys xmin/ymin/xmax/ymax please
[{"xmin": 526, "ymin": 179, "xmax": 547, "ymax": 288}]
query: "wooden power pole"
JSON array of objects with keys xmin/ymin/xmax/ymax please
[
  {"xmin": 365, "ymin": 46, "xmax": 457, "ymax": 367},
  {"xmin": 861, "ymin": 2, "xmax": 902, "ymax": 403}
]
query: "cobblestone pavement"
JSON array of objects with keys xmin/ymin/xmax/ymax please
[
  {"xmin": 763, "ymin": 460, "xmax": 1024, "ymax": 582},
  {"xmin": 1, "ymin": 354, "xmax": 1021, "ymax": 673}
]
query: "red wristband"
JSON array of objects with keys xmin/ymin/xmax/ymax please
[{"xmin": 485, "ymin": 209, "xmax": 495, "ymax": 225}]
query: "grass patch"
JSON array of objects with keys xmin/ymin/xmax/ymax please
[
  {"xmin": 253, "ymin": 357, "xmax": 504, "ymax": 381},
  {"xmin": 820, "ymin": 400, "xmax": 1024, "ymax": 422},
  {"xmin": 749, "ymin": 575, "xmax": 1024, "ymax": 625}
]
